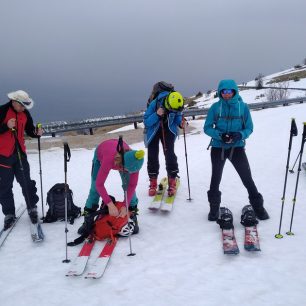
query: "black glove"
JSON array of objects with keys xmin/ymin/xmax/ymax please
[
  {"xmin": 230, "ymin": 132, "xmax": 242, "ymax": 143},
  {"xmin": 221, "ymin": 133, "xmax": 232, "ymax": 143}
]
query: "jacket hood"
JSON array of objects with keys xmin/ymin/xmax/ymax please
[{"xmin": 217, "ymin": 79, "xmax": 240, "ymax": 105}]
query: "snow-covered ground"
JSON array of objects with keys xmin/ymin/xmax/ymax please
[
  {"xmin": 1, "ymin": 103, "xmax": 306, "ymax": 306},
  {"xmin": 195, "ymin": 66, "xmax": 306, "ymax": 108}
]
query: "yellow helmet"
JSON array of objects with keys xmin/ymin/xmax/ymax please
[{"xmin": 164, "ymin": 91, "xmax": 184, "ymax": 111}]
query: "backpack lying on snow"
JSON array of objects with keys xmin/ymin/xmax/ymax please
[
  {"xmin": 67, "ymin": 201, "xmax": 135, "ymax": 246},
  {"xmin": 43, "ymin": 183, "xmax": 81, "ymax": 224}
]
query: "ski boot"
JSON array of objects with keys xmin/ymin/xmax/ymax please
[
  {"xmin": 28, "ymin": 207, "xmax": 38, "ymax": 224},
  {"xmin": 167, "ymin": 177, "xmax": 177, "ymax": 197},
  {"xmin": 77, "ymin": 205, "xmax": 98, "ymax": 235},
  {"xmin": 249, "ymin": 193, "xmax": 270, "ymax": 220},
  {"xmin": 3, "ymin": 214, "xmax": 16, "ymax": 230},
  {"xmin": 148, "ymin": 178, "xmax": 158, "ymax": 196},
  {"xmin": 207, "ymin": 190, "xmax": 221, "ymax": 221}
]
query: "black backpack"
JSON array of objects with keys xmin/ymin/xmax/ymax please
[
  {"xmin": 147, "ymin": 81, "xmax": 174, "ymax": 107},
  {"xmin": 43, "ymin": 183, "xmax": 81, "ymax": 224}
]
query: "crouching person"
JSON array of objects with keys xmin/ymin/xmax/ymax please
[{"xmin": 78, "ymin": 139, "xmax": 144, "ymax": 236}]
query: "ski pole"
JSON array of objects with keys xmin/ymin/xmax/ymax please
[
  {"xmin": 37, "ymin": 123, "xmax": 45, "ymax": 218},
  {"xmin": 286, "ymin": 122, "xmax": 306, "ymax": 236},
  {"xmin": 117, "ymin": 135, "xmax": 136, "ymax": 256},
  {"xmin": 289, "ymin": 152, "xmax": 301, "ymax": 173},
  {"xmin": 63, "ymin": 142, "xmax": 71, "ymax": 263},
  {"xmin": 182, "ymin": 117, "xmax": 192, "ymax": 201},
  {"xmin": 275, "ymin": 118, "xmax": 297, "ymax": 239}
]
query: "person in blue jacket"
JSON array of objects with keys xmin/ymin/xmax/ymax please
[
  {"xmin": 144, "ymin": 90, "xmax": 184, "ymax": 197},
  {"xmin": 204, "ymin": 79, "xmax": 269, "ymax": 221}
]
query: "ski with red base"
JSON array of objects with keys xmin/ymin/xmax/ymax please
[
  {"xmin": 66, "ymin": 238, "xmax": 95, "ymax": 276},
  {"xmin": 84, "ymin": 238, "xmax": 117, "ymax": 279},
  {"xmin": 222, "ymin": 228, "xmax": 240, "ymax": 255},
  {"xmin": 244, "ymin": 226, "xmax": 261, "ymax": 252}
]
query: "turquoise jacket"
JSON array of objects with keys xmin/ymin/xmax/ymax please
[
  {"xmin": 204, "ymin": 79, "xmax": 253, "ymax": 148},
  {"xmin": 144, "ymin": 92, "xmax": 182, "ymax": 147}
]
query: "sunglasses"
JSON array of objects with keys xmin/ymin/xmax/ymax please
[
  {"xmin": 221, "ymin": 89, "xmax": 234, "ymax": 95},
  {"xmin": 16, "ymin": 100, "xmax": 31, "ymax": 106}
]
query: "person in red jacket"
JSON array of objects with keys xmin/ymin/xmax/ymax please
[{"xmin": 0, "ymin": 90, "xmax": 43, "ymax": 230}]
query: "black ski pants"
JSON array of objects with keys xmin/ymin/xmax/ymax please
[
  {"xmin": 147, "ymin": 124, "xmax": 178, "ymax": 179},
  {"xmin": 208, "ymin": 147, "xmax": 260, "ymax": 202},
  {"xmin": 0, "ymin": 153, "xmax": 38, "ymax": 216}
]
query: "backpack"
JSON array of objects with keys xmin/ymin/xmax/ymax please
[
  {"xmin": 67, "ymin": 201, "xmax": 131, "ymax": 246},
  {"xmin": 43, "ymin": 183, "xmax": 81, "ymax": 224},
  {"xmin": 93, "ymin": 210, "xmax": 129, "ymax": 241},
  {"xmin": 147, "ymin": 81, "xmax": 174, "ymax": 107}
]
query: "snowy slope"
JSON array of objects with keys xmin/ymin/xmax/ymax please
[
  {"xmin": 195, "ymin": 66, "xmax": 306, "ymax": 108},
  {"xmin": 1, "ymin": 103, "xmax": 306, "ymax": 306}
]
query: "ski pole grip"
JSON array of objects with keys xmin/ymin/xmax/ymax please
[
  {"xmin": 37, "ymin": 123, "xmax": 42, "ymax": 129},
  {"xmin": 303, "ymin": 122, "xmax": 306, "ymax": 141},
  {"xmin": 63, "ymin": 142, "xmax": 71, "ymax": 165},
  {"xmin": 290, "ymin": 118, "xmax": 298, "ymax": 137}
]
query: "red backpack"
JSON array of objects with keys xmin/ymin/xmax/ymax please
[{"xmin": 93, "ymin": 202, "xmax": 129, "ymax": 241}]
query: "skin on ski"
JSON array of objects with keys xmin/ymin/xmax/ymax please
[
  {"xmin": 66, "ymin": 238, "xmax": 96, "ymax": 276},
  {"xmin": 0, "ymin": 205, "xmax": 26, "ymax": 249},
  {"xmin": 84, "ymin": 238, "xmax": 117, "ymax": 279},
  {"xmin": 160, "ymin": 178, "xmax": 180, "ymax": 212},
  {"xmin": 148, "ymin": 177, "xmax": 168, "ymax": 211},
  {"xmin": 222, "ymin": 228, "xmax": 240, "ymax": 255},
  {"xmin": 244, "ymin": 226, "xmax": 261, "ymax": 252}
]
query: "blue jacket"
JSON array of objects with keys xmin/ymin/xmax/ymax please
[
  {"xmin": 144, "ymin": 91, "xmax": 182, "ymax": 147},
  {"xmin": 204, "ymin": 79, "xmax": 253, "ymax": 148}
]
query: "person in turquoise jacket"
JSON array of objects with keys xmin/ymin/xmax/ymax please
[
  {"xmin": 204, "ymin": 79, "xmax": 269, "ymax": 222},
  {"xmin": 144, "ymin": 90, "xmax": 183, "ymax": 197}
]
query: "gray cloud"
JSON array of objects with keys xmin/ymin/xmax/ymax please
[{"xmin": 1, "ymin": 0, "xmax": 306, "ymax": 122}]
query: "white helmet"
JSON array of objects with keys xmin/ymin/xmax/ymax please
[
  {"xmin": 117, "ymin": 218, "xmax": 135, "ymax": 237},
  {"xmin": 8, "ymin": 90, "xmax": 34, "ymax": 110}
]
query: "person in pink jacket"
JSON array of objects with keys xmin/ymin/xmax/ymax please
[{"xmin": 78, "ymin": 139, "xmax": 145, "ymax": 235}]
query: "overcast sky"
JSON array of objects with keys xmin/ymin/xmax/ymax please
[{"xmin": 0, "ymin": 0, "xmax": 306, "ymax": 122}]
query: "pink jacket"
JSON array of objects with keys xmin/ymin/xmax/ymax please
[{"xmin": 95, "ymin": 139, "xmax": 139, "ymax": 206}]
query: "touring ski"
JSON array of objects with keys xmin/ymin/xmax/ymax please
[
  {"xmin": 66, "ymin": 238, "xmax": 96, "ymax": 276},
  {"xmin": 244, "ymin": 226, "xmax": 261, "ymax": 251},
  {"xmin": 217, "ymin": 207, "xmax": 240, "ymax": 255},
  {"xmin": 84, "ymin": 238, "xmax": 117, "ymax": 279},
  {"xmin": 240, "ymin": 205, "xmax": 261, "ymax": 252},
  {"xmin": 160, "ymin": 178, "xmax": 180, "ymax": 212},
  {"xmin": 222, "ymin": 228, "xmax": 240, "ymax": 255},
  {"xmin": 0, "ymin": 205, "xmax": 26, "ymax": 249},
  {"xmin": 148, "ymin": 177, "xmax": 168, "ymax": 211}
]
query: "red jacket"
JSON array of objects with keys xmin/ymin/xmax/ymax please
[{"xmin": 0, "ymin": 102, "xmax": 37, "ymax": 157}]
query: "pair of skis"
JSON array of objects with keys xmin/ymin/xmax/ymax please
[
  {"xmin": 148, "ymin": 177, "xmax": 180, "ymax": 212},
  {"xmin": 66, "ymin": 237, "xmax": 117, "ymax": 279},
  {"xmin": 220, "ymin": 205, "xmax": 261, "ymax": 255},
  {"xmin": 222, "ymin": 226, "xmax": 261, "ymax": 255},
  {"xmin": 0, "ymin": 205, "xmax": 45, "ymax": 249}
]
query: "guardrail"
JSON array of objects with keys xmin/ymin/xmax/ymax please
[{"xmin": 42, "ymin": 96, "xmax": 306, "ymax": 136}]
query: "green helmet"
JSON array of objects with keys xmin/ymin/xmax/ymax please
[{"xmin": 164, "ymin": 91, "xmax": 184, "ymax": 111}]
